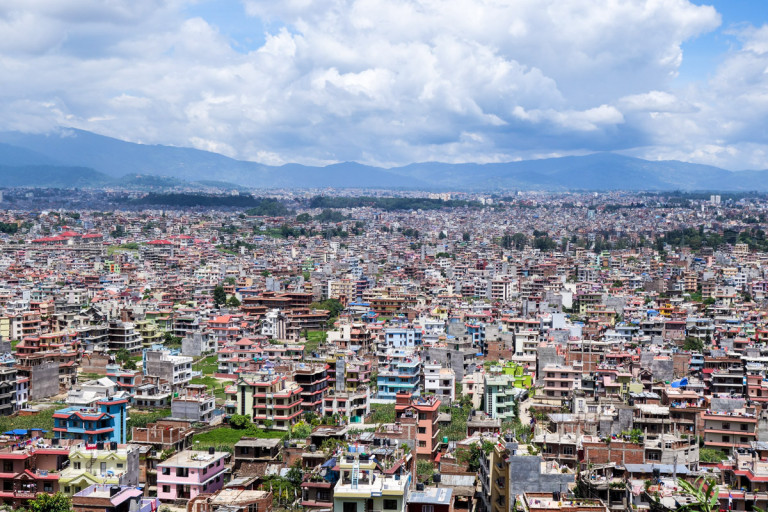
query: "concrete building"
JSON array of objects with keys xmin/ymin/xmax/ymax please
[
  {"xmin": 395, "ymin": 391, "xmax": 441, "ymax": 461},
  {"xmin": 424, "ymin": 363, "xmax": 455, "ymax": 403},
  {"xmin": 72, "ymin": 484, "xmax": 158, "ymax": 512},
  {"xmin": 143, "ymin": 349, "xmax": 193, "ymax": 392},
  {"xmin": 157, "ymin": 449, "xmax": 230, "ymax": 502},
  {"xmin": 0, "ymin": 367, "xmax": 16, "ymax": 416},
  {"xmin": 59, "ymin": 443, "xmax": 140, "ymax": 496},
  {"xmin": 332, "ymin": 455, "xmax": 410, "ymax": 512},
  {"xmin": 107, "ymin": 320, "xmax": 142, "ymax": 354},
  {"xmin": 171, "ymin": 385, "xmax": 217, "ymax": 424},
  {"xmin": 231, "ymin": 371, "xmax": 303, "ymax": 431},
  {"xmin": 53, "ymin": 396, "xmax": 128, "ymax": 444}
]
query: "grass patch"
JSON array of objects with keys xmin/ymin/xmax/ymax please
[
  {"xmin": 367, "ymin": 403, "xmax": 395, "ymax": 424},
  {"xmin": 190, "ymin": 376, "xmax": 229, "ymax": 401},
  {"xmin": 193, "ymin": 355, "xmax": 218, "ymax": 375},
  {"xmin": 78, "ymin": 372, "xmax": 103, "ymax": 381},
  {"xmin": 0, "ymin": 405, "xmax": 58, "ymax": 438},
  {"xmin": 304, "ymin": 331, "xmax": 327, "ymax": 355},
  {"xmin": 192, "ymin": 426, "xmax": 285, "ymax": 452}
]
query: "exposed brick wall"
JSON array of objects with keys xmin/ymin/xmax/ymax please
[{"xmin": 581, "ymin": 441, "xmax": 644, "ymax": 466}]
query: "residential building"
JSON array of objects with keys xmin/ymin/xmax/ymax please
[
  {"xmin": 72, "ymin": 484, "xmax": 159, "ymax": 512},
  {"xmin": 332, "ymin": 454, "xmax": 410, "ymax": 512},
  {"xmin": 144, "ymin": 349, "xmax": 193, "ymax": 392},
  {"xmin": 171, "ymin": 385, "xmax": 217, "ymax": 423},
  {"xmin": 232, "ymin": 371, "xmax": 303, "ymax": 431},
  {"xmin": 59, "ymin": 443, "xmax": 140, "ymax": 496},
  {"xmin": 0, "ymin": 367, "xmax": 16, "ymax": 416},
  {"xmin": 394, "ymin": 391, "xmax": 441, "ymax": 461},
  {"xmin": 157, "ymin": 449, "xmax": 230, "ymax": 502},
  {"xmin": 53, "ymin": 396, "xmax": 128, "ymax": 444},
  {"xmin": 424, "ymin": 363, "xmax": 455, "ymax": 402}
]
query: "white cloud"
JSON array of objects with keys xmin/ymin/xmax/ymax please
[{"xmin": 8, "ymin": 0, "xmax": 764, "ymax": 170}]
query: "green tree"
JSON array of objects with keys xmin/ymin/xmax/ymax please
[
  {"xmin": 676, "ymin": 477, "xmax": 719, "ymax": 512},
  {"xmin": 229, "ymin": 414, "xmax": 251, "ymax": 429},
  {"xmin": 462, "ymin": 232, "xmax": 470, "ymax": 242},
  {"xmin": 28, "ymin": 492, "xmax": 71, "ymax": 512},
  {"xmin": 213, "ymin": 285, "xmax": 227, "ymax": 308},
  {"xmin": 699, "ymin": 448, "xmax": 727, "ymax": 463},
  {"xmin": 290, "ymin": 420, "xmax": 312, "ymax": 440},
  {"xmin": 114, "ymin": 348, "xmax": 132, "ymax": 365},
  {"xmin": 227, "ymin": 295, "xmax": 241, "ymax": 308},
  {"xmin": 682, "ymin": 337, "xmax": 704, "ymax": 352},
  {"xmin": 310, "ymin": 299, "xmax": 344, "ymax": 318},
  {"xmin": 416, "ymin": 460, "xmax": 434, "ymax": 482}
]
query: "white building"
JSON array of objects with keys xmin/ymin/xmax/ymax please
[{"xmin": 424, "ymin": 362, "xmax": 455, "ymax": 402}]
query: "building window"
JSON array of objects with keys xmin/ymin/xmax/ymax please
[
  {"xmin": 343, "ymin": 502, "xmax": 357, "ymax": 512},
  {"xmin": 2, "ymin": 461, "xmax": 11, "ymax": 472},
  {"xmin": 162, "ymin": 485, "xmax": 170, "ymax": 493},
  {"xmin": 741, "ymin": 424, "xmax": 748, "ymax": 431},
  {"xmin": 722, "ymin": 423, "xmax": 730, "ymax": 430},
  {"xmin": 418, "ymin": 441, "xmax": 427, "ymax": 448},
  {"xmin": 423, "ymin": 506, "xmax": 434, "ymax": 512},
  {"xmin": 43, "ymin": 483, "xmax": 53, "ymax": 493},
  {"xmin": 74, "ymin": 462, "xmax": 81, "ymax": 470},
  {"xmin": 418, "ymin": 427, "xmax": 426, "ymax": 434},
  {"xmin": 384, "ymin": 500, "xmax": 398, "ymax": 510}
]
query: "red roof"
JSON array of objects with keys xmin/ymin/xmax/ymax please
[{"xmin": 147, "ymin": 239, "xmax": 172, "ymax": 245}]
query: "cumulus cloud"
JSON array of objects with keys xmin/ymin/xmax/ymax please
[{"xmin": 10, "ymin": 0, "xmax": 768, "ymax": 169}]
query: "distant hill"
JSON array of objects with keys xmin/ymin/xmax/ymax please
[
  {"xmin": 0, "ymin": 128, "xmax": 766, "ymax": 191},
  {"xmin": 0, "ymin": 165, "xmax": 112, "ymax": 188}
]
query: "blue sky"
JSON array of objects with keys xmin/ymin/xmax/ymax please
[
  {"xmin": 2, "ymin": 0, "xmax": 768, "ymax": 170},
  {"xmin": 678, "ymin": 0, "xmax": 768, "ymax": 83}
]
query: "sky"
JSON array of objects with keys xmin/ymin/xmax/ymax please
[{"xmin": 2, "ymin": 0, "xmax": 768, "ymax": 170}]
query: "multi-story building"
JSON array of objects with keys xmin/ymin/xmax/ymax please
[
  {"xmin": 332, "ymin": 454, "xmax": 409, "ymax": 512},
  {"xmin": 394, "ymin": 391, "xmax": 441, "ymax": 461},
  {"xmin": 157, "ymin": 449, "xmax": 230, "ymax": 502},
  {"xmin": 143, "ymin": 349, "xmax": 192, "ymax": 392},
  {"xmin": 424, "ymin": 363, "xmax": 455, "ymax": 403},
  {"xmin": 107, "ymin": 320, "xmax": 142, "ymax": 354},
  {"xmin": 483, "ymin": 373, "xmax": 526, "ymax": 422},
  {"xmin": 0, "ymin": 443, "xmax": 70, "ymax": 508},
  {"xmin": 294, "ymin": 363, "xmax": 329, "ymax": 415},
  {"xmin": 377, "ymin": 353, "xmax": 421, "ymax": 401},
  {"xmin": 171, "ymin": 385, "xmax": 217, "ymax": 423},
  {"xmin": 59, "ymin": 443, "xmax": 139, "ymax": 496},
  {"xmin": 53, "ymin": 396, "xmax": 128, "ymax": 444},
  {"xmin": 540, "ymin": 365, "xmax": 580, "ymax": 406},
  {"xmin": 701, "ymin": 409, "xmax": 758, "ymax": 455},
  {"xmin": 382, "ymin": 327, "xmax": 423, "ymax": 348},
  {"xmin": 0, "ymin": 367, "xmax": 16, "ymax": 416},
  {"xmin": 231, "ymin": 371, "xmax": 303, "ymax": 431}
]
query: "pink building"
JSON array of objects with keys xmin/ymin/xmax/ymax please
[{"xmin": 156, "ymin": 449, "xmax": 230, "ymax": 502}]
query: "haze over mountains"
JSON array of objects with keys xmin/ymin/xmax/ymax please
[{"xmin": 0, "ymin": 129, "xmax": 766, "ymax": 191}]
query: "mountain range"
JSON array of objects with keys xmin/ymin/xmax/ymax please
[{"xmin": 0, "ymin": 128, "xmax": 766, "ymax": 191}]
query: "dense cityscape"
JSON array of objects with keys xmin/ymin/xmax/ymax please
[{"xmin": 0, "ymin": 188, "xmax": 764, "ymax": 512}]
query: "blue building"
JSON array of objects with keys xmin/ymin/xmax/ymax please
[
  {"xmin": 53, "ymin": 396, "xmax": 128, "ymax": 444},
  {"xmin": 376, "ymin": 352, "xmax": 422, "ymax": 401},
  {"xmin": 383, "ymin": 327, "xmax": 423, "ymax": 348}
]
